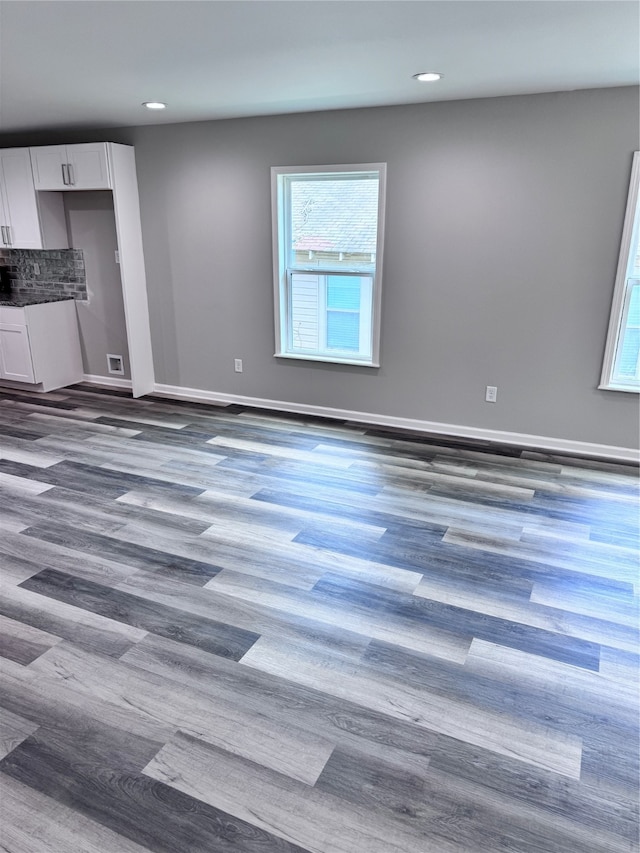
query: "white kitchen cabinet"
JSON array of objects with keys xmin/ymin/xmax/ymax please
[
  {"xmin": 107, "ymin": 143, "xmax": 154, "ymax": 397},
  {"xmin": 30, "ymin": 143, "xmax": 111, "ymax": 190},
  {"xmin": 0, "ymin": 301, "xmax": 83, "ymax": 391},
  {"xmin": 0, "ymin": 148, "xmax": 68, "ymax": 250},
  {"xmin": 2, "ymin": 141, "xmax": 153, "ymax": 397},
  {"xmin": 0, "ymin": 322, "xmax": 35, "ymax": 382}
]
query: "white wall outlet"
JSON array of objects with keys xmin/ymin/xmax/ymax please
[
  {"xmin": 485, "ymin": 385, "xmax": 498, "ymax": 403},
  {"xmin": 115, "ymin": 250, "xmax": 120, "ymax": 264},
  {"xmin": 234, "ymin": 358, "xmax": 243, "ymax": 373},
  {"xmin": 33, "ymin": 262, "xmax": 40, "ymax": 276}
]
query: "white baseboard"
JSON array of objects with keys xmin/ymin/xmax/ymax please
[
  {"xmin": 152, "ymin": 382, "xmax": 639, "ymax": 464},
  {"xmin": 83, "ymin": 373, "xmax": 133, "ymax": 390}
]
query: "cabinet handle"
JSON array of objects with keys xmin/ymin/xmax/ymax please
[
  {"xmin": 1, "ymin": 226, "xmax": 7, "ymax": 245},
  {"xmin": 67, "ymin": 163, "xmax": 74, "ymax": 185},
  {"xmin": 61, "ymin": 163, "xmax": 68, "ymax": 185},
  {"xmin": 5, "ymin": 226, "xmax": 11, "ymax": 246}
]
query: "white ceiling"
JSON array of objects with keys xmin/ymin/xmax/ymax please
[{"xmin": 1, "ymin": 0, "xmax": 638, "ymax": 134}]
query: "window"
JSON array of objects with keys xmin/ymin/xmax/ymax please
[
  {"xmin": 600, "ymin": 152, "xmax": 640, "ymax": 392},
  {"xmin": 271, "ymin": 164, "xmax": 386, "ymax": 366}
]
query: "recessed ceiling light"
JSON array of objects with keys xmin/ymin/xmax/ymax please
[
  {"xmin": 412, "ymin": 72, "xmax": 443, "ymax": 83},
  {"xmin": 142, "ymin": 101, "xmax": 167, "ymax": 110}
]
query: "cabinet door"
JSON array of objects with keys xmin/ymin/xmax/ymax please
[
  {"xmin": 30, "ymin": 145, "xmax": 68, "ymax": 190},
  {"xmin": 66, "ymin": 143, "xmax": 111, "ymax": 189},
  {"xmin": 30, "ymin": 144, "xmax": 111, "ymax": 190},
  {"xmin": 0, "ymin": 149, "xmax": 45, "ymax": 249},
  {"xmin": 0, "ymin": 323, "xmax": 36, "ymax": 382}
]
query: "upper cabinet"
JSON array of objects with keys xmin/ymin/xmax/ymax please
[
  {"xmin": 30, "ymin": 143, "xmax": 111, "ymax": 191},
  {"xmin": 0, "ymin": 148, "xmax": 68, "ymax": 250}
]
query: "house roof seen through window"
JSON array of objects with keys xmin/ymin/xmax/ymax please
[{"xmin": 291, "ymin": 179, "xmax": 379, "ymax": 255}]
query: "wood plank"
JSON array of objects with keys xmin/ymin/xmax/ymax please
[
  {"xmin": 27, "ymin": 641, "xmax": 333, "ymax": 785},
  {"xmin": 1, "ymin": 730, "xmax": 310, "ymax": 853},
  {"xmin": 21, "ymin": 517, "xmax": 224, "ymax": 582},
  {"xmin": 0, "ymin": 775, "xmax": 152, "ymax": 853},
  {"xmin": 0, "ymin": 706, "xmax": 39, "ymax": 760},
  {"xmin": 240, "ymin": 634, "xmax": 583, "ymax": 778},
  {"xmin": 414, "ymin": 573, "xmax": 639, "ymax": 653},
  {"xmin": 316, "ymin": 745, "xmax": 633, "ymax": 853},
  {"xmin": 310, "ymin": 572, "xmax": 602, "ymax": 670},
  {"xmin": 117, "ymin": 570, "xmax": 374, "ymax": 659},
  {"xmin": 144, "ymin": 733, "xmax": 465, "ymax": 853},
  {"xmin": 206, "ymin": 570, "xmax": 468, "ymax": 662},
  {"xmin": 20, "ymin": 569, "xmax": 258, "ymax": 660},
  {"xmin": 0, "ymin": 582, "xmax": 147, "ymax": 657},
  {"xmin": 0, "ymin": 612, "xmax": 62, "ymax": 665}
]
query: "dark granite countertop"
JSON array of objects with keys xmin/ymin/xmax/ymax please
[{"xmin": 0, "ymin": 294, "xmax": 76, "ymax": 308}]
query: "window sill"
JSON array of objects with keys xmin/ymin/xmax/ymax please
[
  {"xmin": 274, "ymin": 352, "xmax": 380, "ymax": 368},
  {"xmin": 598, "ymin": 382, "xmax": 640, "ymax": 393}
]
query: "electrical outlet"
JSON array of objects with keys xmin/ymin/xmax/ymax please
[
  {"xmin": 234, "ymin": 358, "xmax": 243, "ymax": 373},
  {"xmin": 115, "ymin": 250, "xmax": 120, "ymax": 264},
  {"xmin": 33, "ymin": 262, "xmax": 40, "ymax": 276},
  {"xmin": 485, "ymin": 385, "xmax": 498, "ymax": 403}
]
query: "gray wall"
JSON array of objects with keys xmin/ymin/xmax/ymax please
[
  {"xmin": 64, "ymin": 192, "xmax": 131, "ymax": 379},
  {"xmin": 131, "ymin": 87, "xmax": 639, "ymax": 449},
  {"xmin": 3, "ymin": 87, "xmax": 638, "ymax": 448}
]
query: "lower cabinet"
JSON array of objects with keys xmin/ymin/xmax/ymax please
[
  {"xmin": 0, "ymin": 321, "xmax": 35, "ymax": 382},
  {"xmin": 0, "ymin": 300, "xmax": 83, "ymax": 392}
]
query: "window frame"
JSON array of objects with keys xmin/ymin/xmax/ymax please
[
  {"xmin": 600, "ymin": 151, "xmax": 640, "ymax": 393},
  {"xmin": 271, "ymin": 163, "xmax": 386, "ymax": 367}
]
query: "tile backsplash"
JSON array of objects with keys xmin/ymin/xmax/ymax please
[{"xmin": 0, "ymin": 248, "xmax": 87, "ymax": 301}]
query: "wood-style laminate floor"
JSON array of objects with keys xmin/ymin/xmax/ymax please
[{"xmin": 0, "ymin": 384, "xmax": 638, "ymax": 853}]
